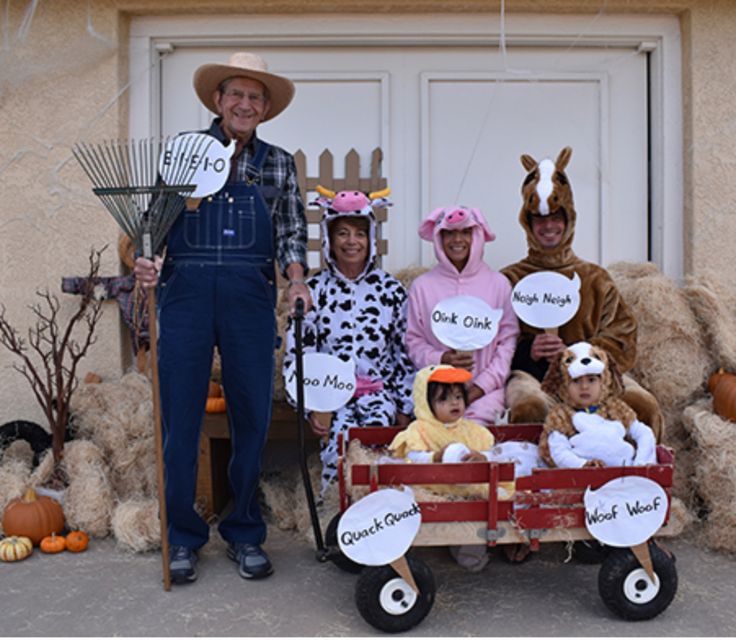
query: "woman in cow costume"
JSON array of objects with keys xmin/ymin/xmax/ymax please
[
  {"xmin": 405, "ymin": 205, "xmax": 520, "ymax": 425},
  {"xmin": 283, "ymin": 186, "xmax": 414, "ymax": 494}
]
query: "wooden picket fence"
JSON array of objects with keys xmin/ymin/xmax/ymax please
[{"xmin": 293, "ymin": 147, "xmax": 389, "ymax": 268}]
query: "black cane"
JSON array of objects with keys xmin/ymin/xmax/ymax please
[{"xmin": 293, "ymin": 297, "xmax": 329, "ymax": 561}]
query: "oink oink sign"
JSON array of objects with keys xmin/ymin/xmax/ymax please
[
  {"xmin": 431, "ymin": 295, "xmax": 502, "ymax": 351},
  {"xmin": 159, "ymin": 133, "xmax": 235, "ymax": 198},
  {"xmin": 511, "ymin": 271, "xmax": 581, "ymax": 330},
  {"xmin": 338, "ymin": 488, "xmax": 422, "ymax": 566},
  {"xmin": 583, "ymin": 477, "xmax": 668, "ymax": 547},
  {"xmin": 283, "ymin": 352, "xmax": 356, "ymax": 412}
]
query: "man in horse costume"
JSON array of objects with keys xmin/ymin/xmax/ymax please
[{"xmin": 501, "ymin": 146, "xmax": 664, "ymax": 441}]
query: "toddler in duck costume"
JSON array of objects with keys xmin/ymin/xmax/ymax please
[{"xmin": 539, "ymin": 342, "xmax": 657, "ymax": 468}]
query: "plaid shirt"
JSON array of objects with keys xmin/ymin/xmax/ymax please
[{"xmin": 207, "ymin": 118, "xmax": 308, "ymax": 275}]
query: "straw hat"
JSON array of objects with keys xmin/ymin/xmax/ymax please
[{"xmin": 193, "ymin": 52, "xmax": 295, "ymax": 122}]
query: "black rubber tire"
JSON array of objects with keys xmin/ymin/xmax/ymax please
[
  {"xmin": 598, "ymin": 541, "xmax": 677, "ymax": 620},
  {"xmin": 573, "ymin": 539, "xmax": 610, "ymax": 565},
  {"xmin": 324, "ymin": 512, "xmax": 363, "ymax": 574},
  {"xmin": 355, "ymin": 556, "xmax": 436, "ymax": 633}
]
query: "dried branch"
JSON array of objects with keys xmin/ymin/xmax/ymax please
[{"xmin": 0, "ymin": 246, "xmax": 106, "ymax": 464}]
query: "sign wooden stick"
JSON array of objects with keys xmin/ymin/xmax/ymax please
[
  {"xmin": 631, "ymin": 542, "xmax": 656, "ymax": 582},
  {"xmin": 390, "ymin": 554, "xmax": 419, "ymax": 595}
]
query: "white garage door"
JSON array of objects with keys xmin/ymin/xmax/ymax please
[{"xmin": 130, "ymin": 14, "xmax": 681, "ymax": 276}]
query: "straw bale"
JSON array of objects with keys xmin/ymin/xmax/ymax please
[
  {"xmin": 392, "ymin": 265, "xmax": 429, "ymax": 291},
  {"xmin": 62, "ymin": 440, "xmax": 113, "ymax": 537},
  {"xmin": 28, "ymin": 449, "xmax": 55, "ymax": 487},
  {"xmin": 2, "ymin": 440, "xmax": 34, "ymax": 468},
  {"xmin": 701, "ymin": 505, "xmax": 736, "ymax": 554},
  {"xmin": 260, "ymin": 470, "xmax": 299, "ymax": 531},
  {"xmin": 608, "ymin": 261, "xmax": 711, "ymax": 417},
  {"xmin": 0, "ymin": 458, "xmax": 31, "ymax": 533},
  {"xmin": 111, "ymin": 499, "xmax": 160, "ymax": 552},
  {"xmin": 665, "ymin": 496, "xmax": 695, "ymax": 538},
  {"xmin": 682, "ymin": 269, "xmax": 736, "ymax": 371},
  {"xmin": 110, "ymin": 437, "xmax": 157, "ymax": 500}
]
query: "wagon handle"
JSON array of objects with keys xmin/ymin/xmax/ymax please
[{"xmin": 293, "ymin": 297, "xmax": 329, "ymax": 561}]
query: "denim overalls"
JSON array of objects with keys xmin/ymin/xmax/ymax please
[{"xmin": 158, "ymin": 141, "xmax": 276, "ymax": 550}]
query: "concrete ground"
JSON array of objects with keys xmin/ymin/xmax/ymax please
[{"xmin": 1, "ymin": 523, "xmax": 734, "ymax": 637}]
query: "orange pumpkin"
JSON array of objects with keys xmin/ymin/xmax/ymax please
[
  {"xmin": 40, "ymin": 532, "xmax": 66, "ymax": 554},
  {"xmin": 205, "ymin": 396, "xmax": 226, "ymax": 413},
  {"xmin": 711, "ymin": 370, "xmax": 736, "ymax": 422},
  {"xmin": 208, "ymin": 381, "xmax": 223, "ymax": 398},
  {"xmin": 65, "ymin": 531, "xmax": 90, "ymax": 553},
  {"xmin": 707, "ymin": 368, "xmax": 733, "ymax": 393},
  {"xmin": 2, "ymin": 488, "xmax": 65, "ymax": 546}
]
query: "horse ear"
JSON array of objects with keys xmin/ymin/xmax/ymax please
[
  {"xmin": 556, "ymin": 147, "xmax": 573, "ymax": 171},
  {"xmin": 520, "ymin": 154, "xmax": 537, "ymax": 172}
]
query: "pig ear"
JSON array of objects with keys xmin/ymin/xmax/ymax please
[
  {"xmin": 471, "ymin": 208, "xmax": 496, "ymax": 242},
  {"xmin": 418, "ymin": 207, "xmax": 445, "ymax": 241}
]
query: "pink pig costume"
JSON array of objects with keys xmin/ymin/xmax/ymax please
[{"xmin": 406, "ymin": 206, "xmax": 520, "ymax": 425}]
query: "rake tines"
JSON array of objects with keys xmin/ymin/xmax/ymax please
[{"xmin": 72, "ymin": 134, "xmax": 212, "ymax": 257}]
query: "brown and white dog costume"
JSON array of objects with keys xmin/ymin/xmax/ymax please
[{"xmin": 539, "ymin": 342, "xmax": 657, "ymax": 468}]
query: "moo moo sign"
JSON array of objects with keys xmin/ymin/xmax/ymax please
[{"xmin": 283, "ymin": 353, "xmax": 356, "ymax": 412}]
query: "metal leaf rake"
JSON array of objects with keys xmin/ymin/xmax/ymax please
[{"xmin": 72, "ymin": 134, "xmax": 212, "ymax": 591}]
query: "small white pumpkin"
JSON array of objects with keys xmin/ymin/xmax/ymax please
[{"xmin": 0, "ymin": 535, "xmax": 34, "ymax": 562}]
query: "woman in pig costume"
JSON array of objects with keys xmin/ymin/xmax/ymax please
[
  {"xmin": 406, "ymin": 206, "xmax": 519, "ymax": 425},
  {"xmin": 283, "ymin": 186, "xmax": 415, "ymax": 494}
]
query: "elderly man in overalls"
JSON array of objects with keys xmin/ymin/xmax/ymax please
[{"xmin": 135, "ymin": 52, "xmax": 311, "ymax": 584}]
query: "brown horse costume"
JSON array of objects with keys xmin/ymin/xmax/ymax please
[{"xmin": 501, "ymin": 147, "xmax": 664, "ymax": 441}]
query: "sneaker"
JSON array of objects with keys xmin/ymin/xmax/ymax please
[
  {"xmin": 227, "ymin": 542, "xmax": 273, "ymax": 580},
  {"xmin": 169, "ymin": 545, "xmax": 198, "ymax": 584}
]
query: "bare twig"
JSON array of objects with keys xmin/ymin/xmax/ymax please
[{"xmin": 0, "ymin": 247, "xmax": 106, "ymax": 464}]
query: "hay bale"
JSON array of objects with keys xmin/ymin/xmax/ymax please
[
  {"xmin": 665, "ymin": 496, "xmax": 695, "ymax": 538},
  {"xmin": 261, "ymin": 470, "xmax": 299, "ymax": 531},
  {"xmin": 392, "ymin": 265, "xmax": 429, "ymax": 291},
  {"xmin": 2, "ymin": 440, "xmax": 34, "ymax": 468},
  {"xmin": 608, "ymin": 261, "xmax": 712, "ymax": 420},
  {"xmin": 682, "ymin": 401, "xmax": 736, "ymax": 552},
  {"xmin": 0, "ymin": 458, "xmax": 31, "ymax": 534},
  {"xmin": 682, "ymin": 269, "xmax": 736, "ymax": 371},
  {"xmin": 28, "ymin": 449, "xmax": 55, "ymax": 488},
  {"xmin": 109, "ymin": 437, "xmax": 157, "ymax": 501},
  {"xmin": 62, "ymin": 440, "xmax": 114, "ymax": 537},
  {"xmin": 111, "ymin": 499, "xmax": 160, "ymax": 552}
]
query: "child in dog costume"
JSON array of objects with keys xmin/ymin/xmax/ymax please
[
  {"xmin": 539, "ymin": 341, "xmax": 657, "ymax": 468},
  {"xmin": 500, "ymin": 147, "xmax": 664, "ymax": 441},
  {"xmin": 283, "ymin": 187, "xmax": 414, "ymax": 495},
  {"xmin": 405, "ymin": 205, "xmax": 519, "ymax": 425}
]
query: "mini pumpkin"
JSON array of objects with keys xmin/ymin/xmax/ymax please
[
  {"xmin": 65, "ymin": 531, "xmax": 90, "ymax": 553},
  {"xmin": 208, "ymin": 381, "xmax": 223, "ymax": 398},
  {"xmin": 0, "ymin": 535, "xmax": 33, "ymax": 562},
  {"xmin": 2, "ymin": 488, "xmax": 65, "ymax": 545},
  {"xmin": 710, "ymin": 370, "xmax": 736, "ymax": 422},
  {"xmin": 40, "ymin": 532, "xmax": 66, "ymax": 554},
  {"xmin": 205, "ymin": 396, "xmax": 226, "ymax": 413}
]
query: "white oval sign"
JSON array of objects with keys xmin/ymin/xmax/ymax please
[
  {"xmin": 159, "ymin": 133, "xmax": 235, "ymax": 197},
  {"xmin": 511, "ymin": 271, "xmax": 581, "ymax": 330},
  {"xmin": 583, "ymin": 476, "xmax": 668, "ymax": 547},
  {"xmin": 430, "ymin": 295, "xmax": 502, "ymax": 350},
  {"xmin": 338, "ymin": 488, "xmax": 421, "ymax": 566},
  {"xmin": 283, "ymin": 352, "xmax": 356, "ymax": 412}
]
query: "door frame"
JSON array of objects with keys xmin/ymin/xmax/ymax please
[{"xmin": 129, "ymin": 12, "xmax": 683, "ymax": 278}]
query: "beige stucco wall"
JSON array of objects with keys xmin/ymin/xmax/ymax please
[{"xmin": 0, "ymin": 0, "xmax": 733, "ymax": 428}]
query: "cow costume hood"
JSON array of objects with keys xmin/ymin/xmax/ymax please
[
  {"xmin": 312, "ymin": 186, "xmax": 391, "ymax": 283},
  {"xmin": 418, "ymin": 205, "xmax": 496, "ymax": 277}
]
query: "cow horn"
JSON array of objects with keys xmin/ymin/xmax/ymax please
[
  {"xmin": 368, "ymin": 187, "xmax": 391, "ymax": 200},
  {"xmin": 316, "ymin": 185, "xmax": 336, "ymax": 199}
]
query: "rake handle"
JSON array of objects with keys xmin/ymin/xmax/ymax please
[{"xmin": 147, "ymin": 286, "xmax": 172, "ymax": 591}]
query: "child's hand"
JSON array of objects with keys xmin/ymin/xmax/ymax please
[
  {"xmin": 308, "ymin": 413, "xmax": 330, "ymax": 437},
  {"xmin": 433, "ymin": 445, "xmax": 449, "ymax": 463},
  {"xmin": 462, "ymin": 450, "xmax": 486, "ymax": 463},
  {"xmin": 441, "ymin": 349, "xmax": 474, "ymax": 370},
  {"xmin": 583, "ymin": 459, "xmax": 605, "ymax": 468}
]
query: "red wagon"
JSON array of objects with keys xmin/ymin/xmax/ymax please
[{"xmin": 321, "ymin": 424, "xmax": 678, "ymax": 633}]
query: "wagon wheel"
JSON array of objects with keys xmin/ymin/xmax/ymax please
[
  {"xmin": 324, "ymin": 512, "xmax": 362, "ymax": 574},
  {"xmin": 598, "ymin": 540, "xmax": 677, "ymax": 620},
  {"xmin": 573, "ymin": 539, "xmax": 610, "ymax": 564},
  {"xmin": 355, "ymin": 555, "xmax": 435, "ymax": 633}
]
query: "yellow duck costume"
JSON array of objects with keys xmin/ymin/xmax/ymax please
[{"xmin": 390, "ymin": 364, "xmax": 494, "ymax": 497}]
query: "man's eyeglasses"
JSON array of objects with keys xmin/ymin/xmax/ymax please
[{"xmin": 222, "ymin": 89, "xmax": 267, "ymax": 105}]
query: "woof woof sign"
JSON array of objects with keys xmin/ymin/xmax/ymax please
[
  {"xmin": 511, "ymin": 271, "xmax": 581, "ymax": 329},
  {"xmin": 431, "ymin": 295, "xmax": 502, "ymax": 350},
  {"xmin": 584, "ymin": 477, "xmax": 668, "ymax": 547},
  {"xmin": 284, "ymin": 352, "xmax": 356, "ymax": 412},
  {"xmin": 159, "ymin": 133, "xmax": 235, "ymax": 198},
  {"xmin": 338, "ymin": 488, "xmax": 421, "ymax": 566}
]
